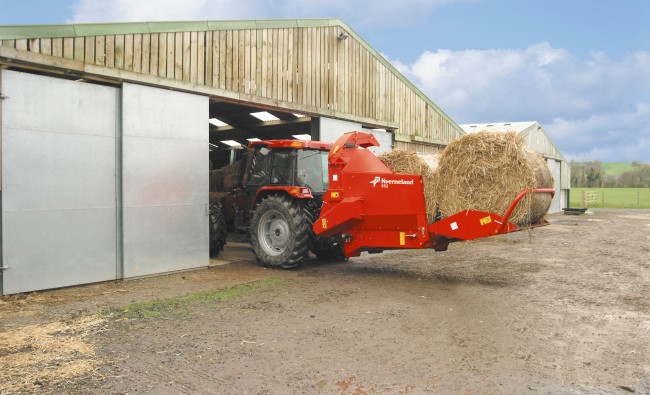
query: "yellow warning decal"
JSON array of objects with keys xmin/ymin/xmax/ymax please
[
  {"xmin": 331, "ymin": 191, "xmax": 340, "ymax": 198},
  {"xmin": 332, "ymin": 145, "xmax": 340, "ymax": 155},
  {"xmin": 480, "ymin": 216, "xmax": 492, "ymax": 226},
  {"xmin": 321, "ymin": 218, "xmax": 328, "ymax": 229},
  {"xmin": 400, "ymin": 232, "xmax": 405, "ymax": 246}
]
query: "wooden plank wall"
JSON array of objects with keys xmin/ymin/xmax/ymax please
[{"xmin": 1, "ymin": 28, "xmax": 462, "ymax": 145}]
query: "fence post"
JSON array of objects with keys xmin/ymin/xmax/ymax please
[{"xmin": 602, "ymin": 191, "xmax": 605, "ymax": 205}]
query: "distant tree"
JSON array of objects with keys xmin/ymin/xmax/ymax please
[
  {"xmin": 570, "ymin": 161, "xmax": 604, "ymax": 187},
  {"xmin": 586, "ymin": 167, "xmax": 602, "ymax": 187},
  {"xmin": 570, "ymin": 161, "xmax": 583, "ymax": 187},
  {"xmin": 615, "ymin": 164, "xmax": 650, "ymax": 187},
  {"xmin": 602, "ymin": 175, "xmax": 619, "ymax": 188},
  {"xmin": 571, "ymin": 161, "xmax": 650, "ymax": 188},
  {"xmin": 634, "ymin": 164, "xmax": 649, "ymax": 187}
]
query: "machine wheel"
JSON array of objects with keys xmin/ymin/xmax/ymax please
[
  {"xmin": 209, "ymin": 201, "xmax": 227, "ymax": 257},
  {"xmin": 250, "ymin": 194, "xmax": 311, "ymax": 268}
]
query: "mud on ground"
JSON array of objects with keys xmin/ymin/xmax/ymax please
[{"xmin": 1, "ymin": 209, "xmax": 649, "ymax": 394}]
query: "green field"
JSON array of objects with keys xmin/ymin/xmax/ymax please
[{"xmin": 570, "ymin": 188, "xmax": 650, "ymax": 208}]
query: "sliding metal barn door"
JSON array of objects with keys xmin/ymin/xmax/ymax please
[
  {"xmin": 1, "ymin": 71, "xmax": 119, "ymax": 294},
  {"xmin": 121, "ymin": 83, "xmax": 208, "ymax": 277}
]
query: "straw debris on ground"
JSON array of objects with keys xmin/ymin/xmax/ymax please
[{"xmin": 0, "ymin": 316, "xmax": 106, "ymax": 393}]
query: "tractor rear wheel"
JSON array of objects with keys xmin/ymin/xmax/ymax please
[
  {"xmin": 250, "ymin": 194, "xmax": 310, "ymax": 268},
  {"xmin": 209, "ymin": 201, "xmax": 227, "ymax": 257}
]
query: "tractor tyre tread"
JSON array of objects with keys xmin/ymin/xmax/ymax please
[
  {"xmin": 209, "ymin": 201, "xmax": 228, "ymax": 257},
  {"xmin": 250, "ymin": 194, "xmax": 311, "ymax": 269}
]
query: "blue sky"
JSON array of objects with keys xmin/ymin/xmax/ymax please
[{"xmin": 1, "ymin": 0, "xmax": 649, "ymax": 162}]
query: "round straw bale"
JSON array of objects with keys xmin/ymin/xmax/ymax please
[
  {"xmin": 434, "ymin": 131, "xmax": 553, "ymax": 225},
  {"xmin": 379, "ymin": 150, "xmax": 437, "ymax": 221}
]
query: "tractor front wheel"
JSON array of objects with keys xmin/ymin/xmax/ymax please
[{"xmin": 250, "ymin": 194, "xmax": 310, "ymax": 269}]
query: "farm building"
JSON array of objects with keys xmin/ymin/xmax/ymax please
[
  {"xmin": 460, "ymin": 122, "xmax": 570, "ymax": 214},
  {"xmin": 0, "ymin": 19, "xmax": 465, "ymax": 295}
]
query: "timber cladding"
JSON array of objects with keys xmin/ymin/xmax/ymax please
[{"xmin": 0, "ymin": 20, "xmax": 463, "ymax": 146}]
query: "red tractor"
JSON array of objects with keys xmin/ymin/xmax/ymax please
[
  {"xmin": 210, "ymin": 131, "xmax": 554, "ymax": 268},
  {"xmin": 210, "ymin": 138, "xmax": 343, "ymax": 268}
]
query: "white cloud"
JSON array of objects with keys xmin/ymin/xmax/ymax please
[
  {"xmin": 549, "ymin": 104, "xmax": 650, "ymax": 161},
  {"xmin": 395, "ymin": 44, "xmax": 650, "ymax": 162},
  {"xmin": 69, "ymin": 0, "xmax": 466, "ymax": 26},
  {"xmin": 69, "ymin": 0, "xmax": 270, "ymax": 22}
]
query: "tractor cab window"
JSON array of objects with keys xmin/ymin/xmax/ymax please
[
  {"xmin": 248, "ymin": 147, "xmax": 272, "ymax": 185},
  {"xmin": 296, "ymin": 149, "xmax": 329, "ymax": 193},
  {"xmin": 239, "ymin": 148, "xmax": 256, "ymax": 186},
  {"xmin": 270, "ymin": 150, "xmax": 294, "ymax": 185}
]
